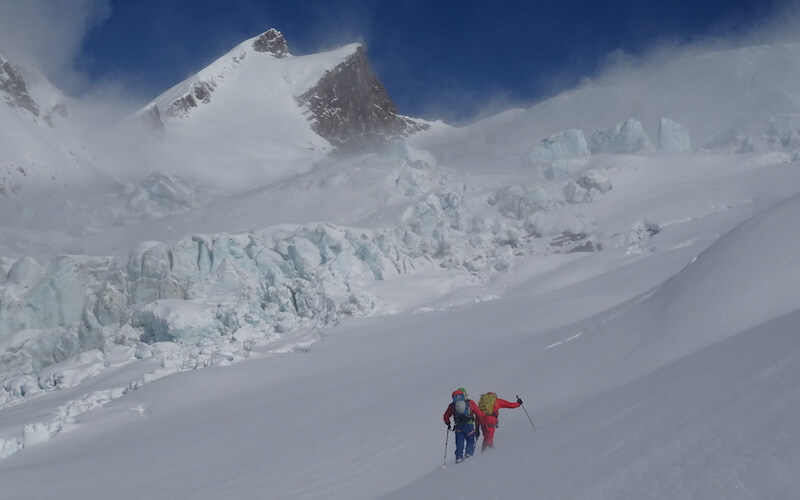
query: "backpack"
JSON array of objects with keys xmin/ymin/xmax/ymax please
[
  {"xmin": 478, "ymin": 392, "xmax": 498, "ymax": 417},
  {"xmin": 452, "ymin": 392, "xmax": 473, "ymax": 423}
]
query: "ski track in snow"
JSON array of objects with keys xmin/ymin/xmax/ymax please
[
  {"xmin": 547, "ymin": 331, "xmax": 586, "ymax": 349},
  {"xmin": 660, "ymin": 198, "xmax": 754, "ymax": 228}
]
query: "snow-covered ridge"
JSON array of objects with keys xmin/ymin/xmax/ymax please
[
  {"xmin": 147, "ymin": 28, "xmax": 357, "ymax": 121},
  {"xmin": 133, "ymin": 30, "xmax": 387, "ymax": 191},
  {"xmin": 132, "ymin": 28, "xmax": 435, "ymax": 191},
  {"xmin": 601, "ymin": 192, "xmax": 800, "ymax": 372}
]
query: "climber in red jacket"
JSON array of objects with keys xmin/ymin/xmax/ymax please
[
  {"xmin": 443, "ymin": 388, "xmax": 486, "ymax": 462},
  {"xmin": 477, "ymin": 392, "xmax": 522, "ymax": 451}
]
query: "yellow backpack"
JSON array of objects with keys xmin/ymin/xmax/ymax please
[{"xmin": 478, "ymin": 392, "xmax": 497, "ymax": 416}]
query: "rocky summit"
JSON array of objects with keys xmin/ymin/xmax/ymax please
[
  {"xmin": 252, "ymin": 28, "xmax": 289, "ymax": 58},
  {"xmin": 0, "ymin": 56, "xmax": 39, "ymax": 117},
  {"xmin": 297, "ymin": 45, "xmax": 429, "ymax": 153}
]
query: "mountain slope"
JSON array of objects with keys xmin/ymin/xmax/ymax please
[
  {"xmin": 388, "ymin": 309, "xmax": 800, "ymax": 500},
  {"xmin": 388, "ymin": 196, "xmax": 800, "ymax": 499}
]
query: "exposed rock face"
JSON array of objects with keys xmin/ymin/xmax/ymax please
[
  {"xmin": 165, "ymin": 81, "xmax": 216, "ymax": 118},
  {"xmin": 0, "ymin": 57, "xmax": 39, "ymax": 117},
  {"xmin": 252, "ymin": 28, "xmax": 288, "ymax": 58},
  {"xmin": 298, "ymin": 45, "xmax": 429, "ymax": 153}
]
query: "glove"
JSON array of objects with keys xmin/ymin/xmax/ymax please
[
  {"xmin": 517, "ymin": 396, "xmax": 523, "ymax": 405},
  {"xmin": 446, "ymin": 422, "xmax": 451, "ymax": 430}
]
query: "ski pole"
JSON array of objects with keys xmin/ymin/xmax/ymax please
[
  {"xmin": 516, "ymin": 394, "xmax": 536, "ymax": 430},
  {"xmin": 442, "ymin": 426, "xmax": 450, "ymax": 468}
]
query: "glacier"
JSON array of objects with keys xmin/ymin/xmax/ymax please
[{"xmin": 0, "ymin": 148, "xmax": 634, "ymax": 409}]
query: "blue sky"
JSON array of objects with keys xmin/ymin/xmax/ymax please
[{"xmin": 1, "ymin": 0, "xmax": 791, "ymax": 122}]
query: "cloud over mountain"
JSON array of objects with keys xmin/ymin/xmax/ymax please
[{"xmin": 0, "ymin": 0, "xmax": 111, "ymax": 91}]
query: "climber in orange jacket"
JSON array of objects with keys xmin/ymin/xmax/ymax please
[{"xmin": 478, "ymin": 392, "xmax": 522, "ymax": 451}]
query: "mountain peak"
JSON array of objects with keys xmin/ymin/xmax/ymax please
[
  {"xmin": 0, "ymin": 54, "xmax": 39, "ymax": 117},
  {"xmin": 297, "ymin": 45, "xmax": 429, "ymax": 153},
  {"xmin": 252, "ymin": 28, "xmax": 288, "ymax": 58}
]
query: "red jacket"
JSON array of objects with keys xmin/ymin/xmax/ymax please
[
  {"xmin": 481, "ymin": 396, "xmax": 520, "ymax": 425},
  {"xmin": 443, "ymin": 399, "xmax": 485, "ymax": 424}
]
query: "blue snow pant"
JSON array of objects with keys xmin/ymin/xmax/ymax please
[{"xmin": 454, "ymin": 422, "xmax": 477, "ymax": 459}]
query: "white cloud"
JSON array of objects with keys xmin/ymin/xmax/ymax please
[{"xmin": 0, "ymin": 0, "xmax": 111, "ymax": 89}]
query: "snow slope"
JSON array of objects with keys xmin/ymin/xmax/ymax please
[{"xmin": 389, "ymin": 196, "xmax": 800, "ymax": 500}]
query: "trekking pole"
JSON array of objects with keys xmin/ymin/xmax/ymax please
[
  {"xmin": 516, "ymin": 395, "xmax": 536, "ymax": 431},
  {"xmin": 442, "ymin": 426, "xmax": 450, "ymax": 469}
]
